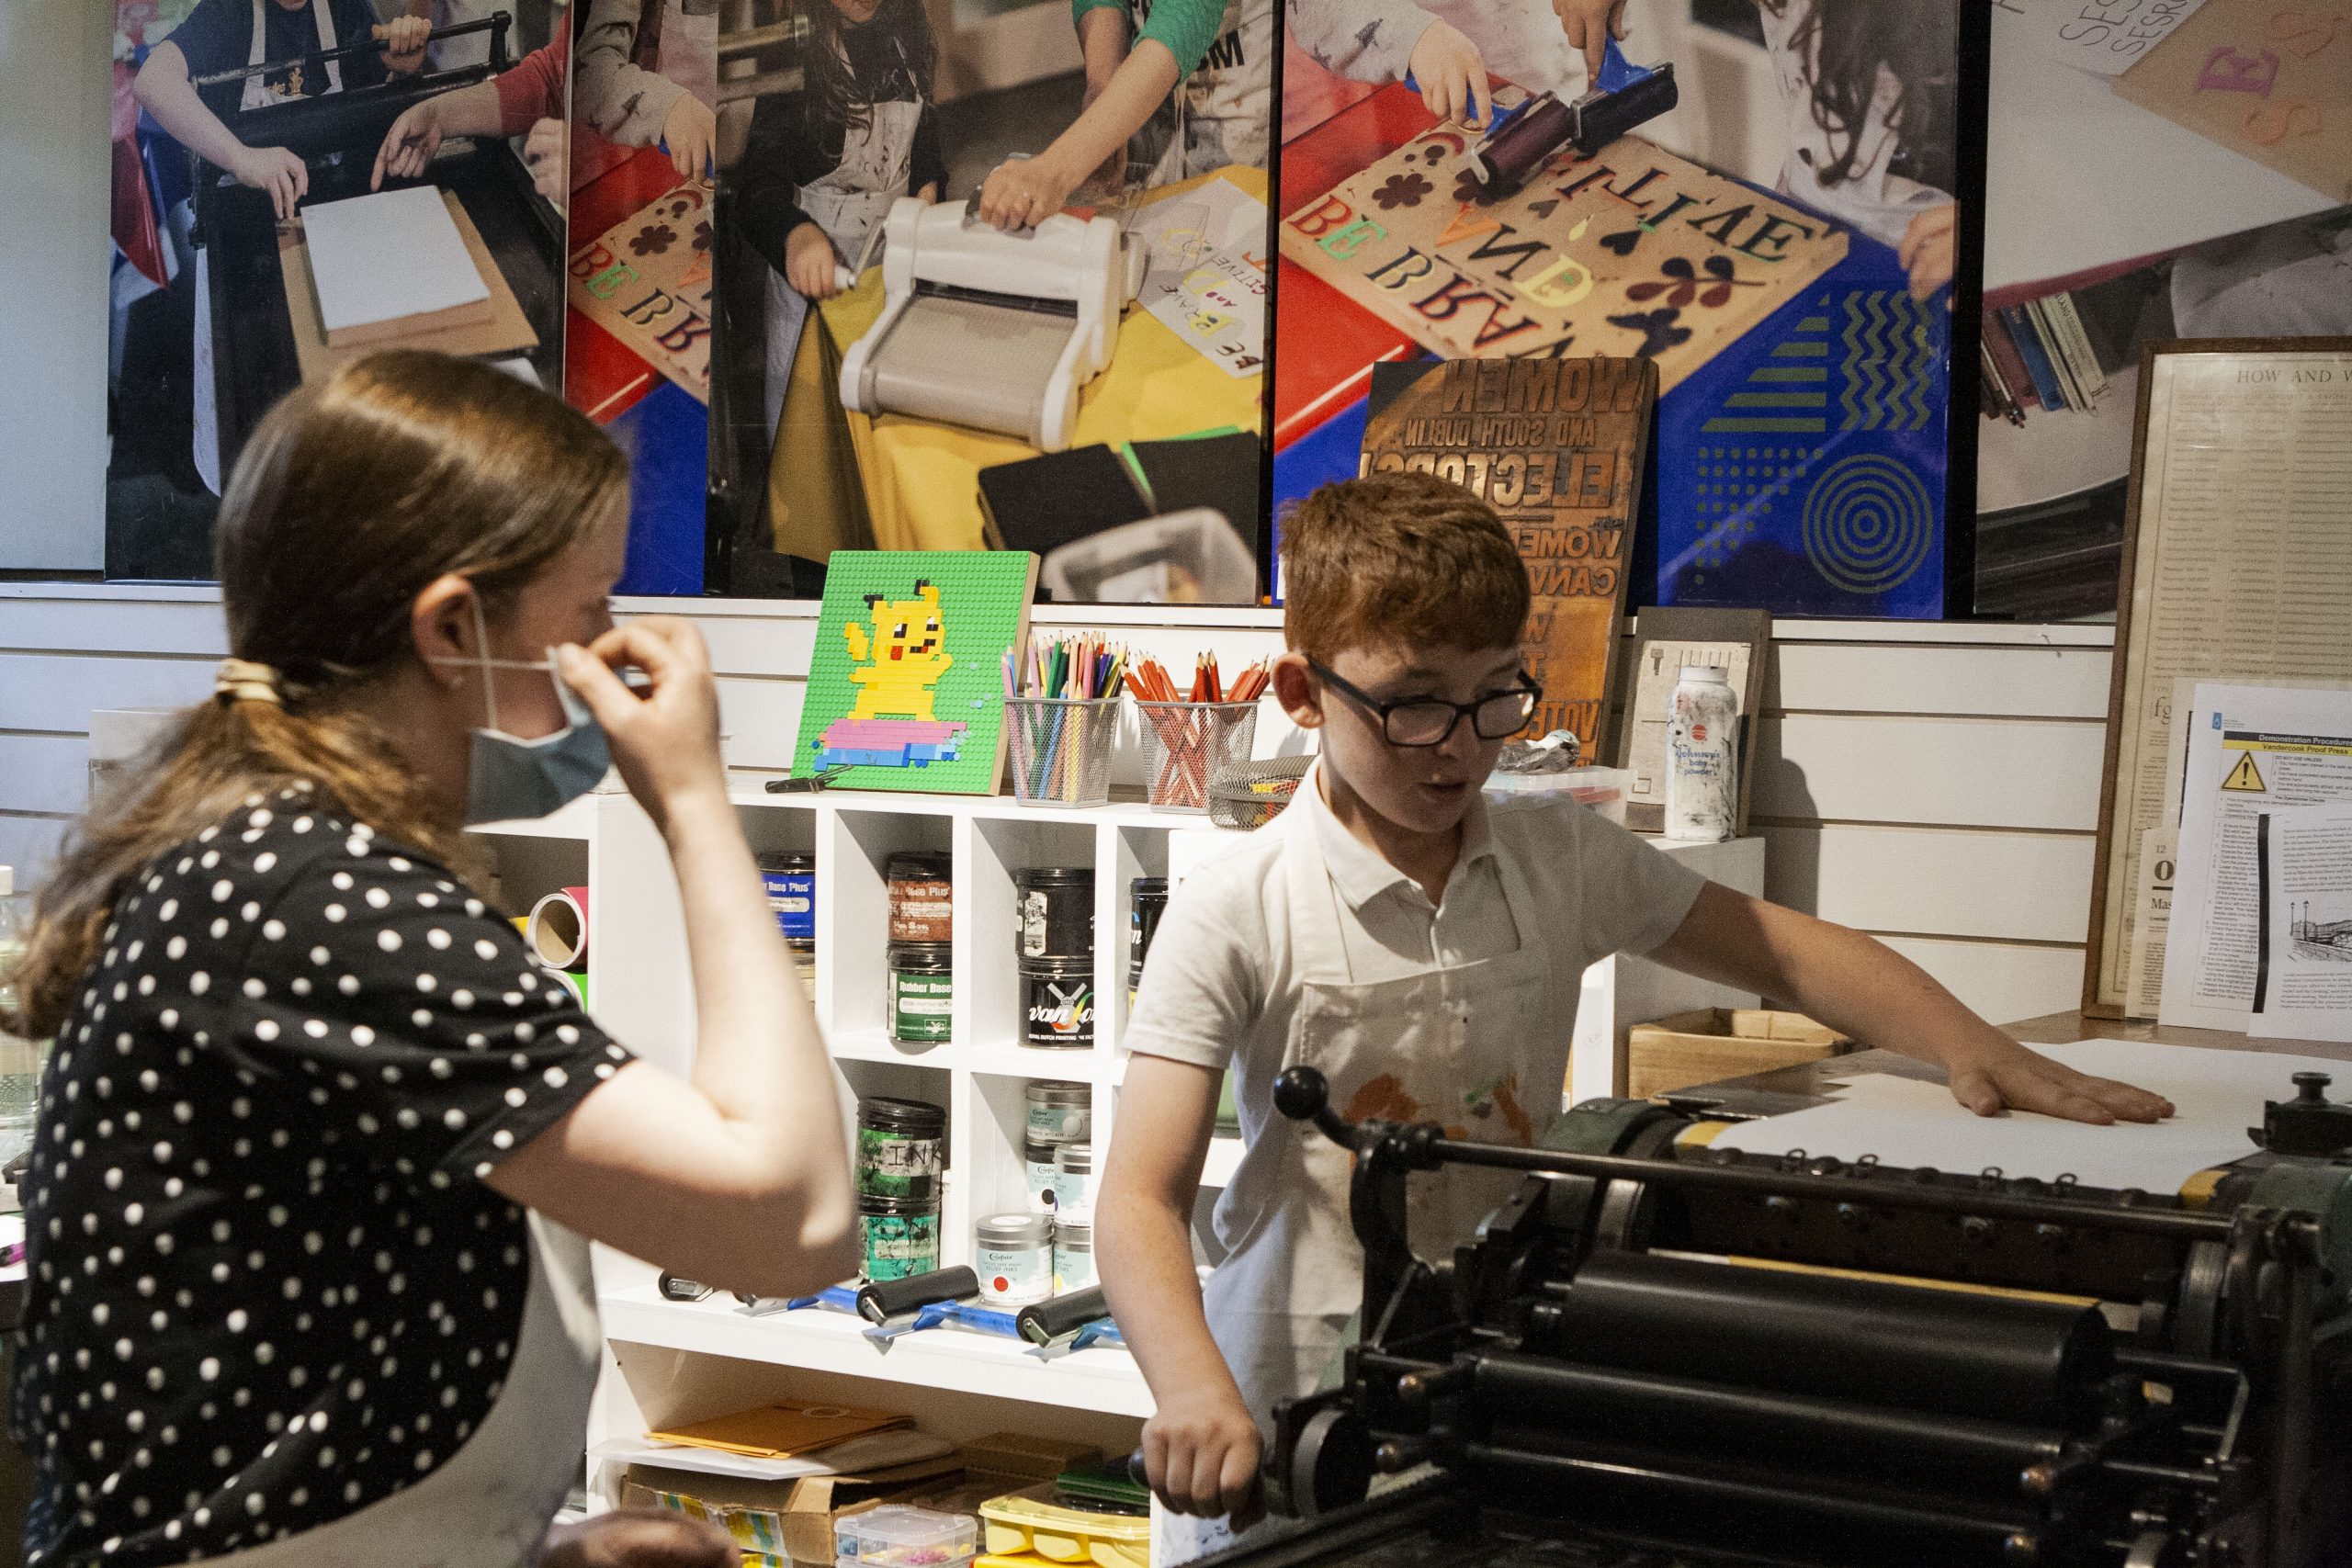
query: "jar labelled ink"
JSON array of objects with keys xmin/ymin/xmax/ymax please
[
  {"xmin": 1014, "ymin": 866, "xmax": 1094, "ymax": 961},
  {"xmin": 858, "ymin": 1196, "xmax": 941, "ymax": 1281},
  {"xmin": 855, "ymin": 1097, "xmax": 945, "ymax": 1201},
  {"xmin": 1020, "ymin": 957, "xmax": 1093, "ymax": 1048},
  {"xmin": 975, "ymin": 1212, "xmax": 1055, "ymax": 1306},
  {"xmin": 887, "ymin": 942, "xmax": 952, "ymax": 1044},
  {"xmin": 886, "ymin": 852, "xmax": 954, "ymax": 944}
]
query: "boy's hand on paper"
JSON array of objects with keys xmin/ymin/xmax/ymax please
[
  {"xmin": 978, "ymin": 154, "xmax": 1080, "ymax": 231},
  {"xmin": 1551, "ymin": 0, "xmax": 1627, "ymax": 82},
  {"xmin": 557, "ymin": 618, "xmax": 728, "ymax": 832},
  {"xmin": 1408, "ymin": 19, "xmax": 1493, "ymax": 129},
  {"xmin": 538, "ymin": 1510, "xmax": 735, "ymax": 1568},
  {"xmin": 1898, "ymin": 203, "xmax": 1958, "ymax": 303},
  {"xmin": 233, "ymin": 144, "xmax": 309, "ymax": 220},
  {"xmin": 662, "ymin": 91, "xmax": 717, "ymax": 177},
  {"xmin": 374, "ymin": 16, "xmax": 432, "ymax": 73},
  {"xmin": 524, "ymin": 117, "xmax": 568, "ymax": 209},
  {"xmin": 1943, "ymin": 1036, "xmax": 2176, "ymax": 1125},
  {"xmin": 786, "ymin": 221, "xmax": 843, "ymax": 298},
  {"xmin": 371, "ymin": 96, "xmax": 443, "ymax": 189},
  {"xmin": 1144, "ymin": 1387, "xmax": 1264, "ymax": 1528}
]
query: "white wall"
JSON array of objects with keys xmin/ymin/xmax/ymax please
[
  {"xmin": 0, "ymin": 0, "xmax": 114, "ymax": 570},
  {"xmin": 0, "ymin": 586, "xmax": 2111, "ymax": 1027}
]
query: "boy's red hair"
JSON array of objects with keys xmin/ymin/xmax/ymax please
[{"xmin": 1279, "ymin": 472, "xmax": 1531, "ymax": 662}]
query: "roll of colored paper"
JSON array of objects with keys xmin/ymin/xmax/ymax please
[{"xmin": 526, "ymin": 886, "xmax": 590, "ymax": 971}]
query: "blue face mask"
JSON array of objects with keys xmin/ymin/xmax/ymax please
[{"xmin": 441, "ymin": 598, "xmax": 614, "ymax": 826}]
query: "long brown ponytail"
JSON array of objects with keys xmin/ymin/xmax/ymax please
[{"xmin": 4, "ymin": 352, "xmax": 627, "ymax": 1041}]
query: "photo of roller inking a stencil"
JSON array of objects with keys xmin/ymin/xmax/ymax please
[
  {"xmin": 1275, "ymin": 0, "xmax": 1964, "ymax": 621},
  {"xmin": 711, "ymin": 0, "xmax": 1272, "ymax": 581}
]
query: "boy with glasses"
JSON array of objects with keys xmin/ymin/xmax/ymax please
[{"xmin": 1100, "ymin": 471, "xmax": 2172, "ymax": 1533}]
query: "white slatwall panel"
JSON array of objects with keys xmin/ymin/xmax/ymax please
[{"xmin": 0, "ymin": 587, "xmax": 2118, "ymax": 1025}]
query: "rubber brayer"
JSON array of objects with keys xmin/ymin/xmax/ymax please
[{"xmin": 1466, "ymin": 38, "xmax": 1679, "ymax": 192}]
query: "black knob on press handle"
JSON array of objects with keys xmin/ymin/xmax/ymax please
[{"xmin": 1274, "ymin": 1066, "xmax": 1355, "ymax": 1146}]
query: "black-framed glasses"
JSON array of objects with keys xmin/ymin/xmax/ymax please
[{"xmin": 1309, "ymin": 660, "xmax": 1542, "ymax": 748}]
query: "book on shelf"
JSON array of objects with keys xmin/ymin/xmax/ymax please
[
  {"xmin": 1997, "ymin": 304, "xmax": 2069, "ymax": 413},
  {"xmin": 2037, "ymin": 292, "xmax": 2110, "ymax": 408},
  {"xmin": 2024, "ymin": 299, "xmax": 2088, "ymax": 412},
  {"xmin": 1983, "ymin": 308, "xmax": 2041, "ymax": 413}
]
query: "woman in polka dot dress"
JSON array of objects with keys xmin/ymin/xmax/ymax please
[{"xmin": 3, "ymin": 353, "xmax": 859, "ymax": 1565}]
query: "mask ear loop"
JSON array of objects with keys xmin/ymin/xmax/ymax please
[{"xmin": 469, "ymin": 592, "xmax": 502, "ymax": 736}]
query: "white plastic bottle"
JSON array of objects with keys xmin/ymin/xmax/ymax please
[{"xmin": 1664, "ymin": 665, "xmax": 1738, "ymax": 843}]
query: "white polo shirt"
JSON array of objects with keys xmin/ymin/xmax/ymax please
[{"xmin": 1124, "ymin": 767, "xmax": 1708, "ymax": 1144}]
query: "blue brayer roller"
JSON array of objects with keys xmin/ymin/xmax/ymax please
[{"xmin": 1466, "ymin": 38, "xmax": 1679, "ymax": 191}]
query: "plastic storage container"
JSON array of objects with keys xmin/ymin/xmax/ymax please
[
  {"xmin": 978, "ymin": 1485, "xmax": 1148, "ymax": 1568},
  {"xmin": 834, "ymin": 1504, "xmax": 978, "ymax": 1568}
]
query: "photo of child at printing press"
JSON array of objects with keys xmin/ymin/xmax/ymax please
[
  {"xmin": 102, "ymin": 0, "xmax": 570, "ymax": 583},
  {"xmin": 707, "ymin": 0, "xmax": 1271, "ymax": 602},
  {"xmin": 1272, "ymin": 0, "xmax": 1960, "ymax": 621}
]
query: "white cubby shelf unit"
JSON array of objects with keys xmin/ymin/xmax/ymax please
[{"xmin": 472, "ymin": 784, "xmax": 1764, "ymax": 1476}]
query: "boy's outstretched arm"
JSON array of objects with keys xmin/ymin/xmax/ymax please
[
  {"xmin": 1098, "ymin": 1055, "xmax": 1265, "ymax": 1524},
  {"xmin": 1647, "ymin": 883, "xmax": 2175, "ymax": 1124}
]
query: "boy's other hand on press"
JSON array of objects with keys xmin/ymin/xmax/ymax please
[
  {"xmin": 233, "ymin": 144, "xmax": 310, "ymax": 220},
  {"xmin": 1144, "ymin": 1387, "xmax": 1264, "ymax": 1528},
  {"xmin": 375, "ymin": 16, "xmax": 431, "ymax": 73},
  {"xmin": 1944, "ymin": 1036, "xmax": 2176, "ymax": 1126},
  {"xmin": 557, "ymin": 619, "xmax": 727, "ymax": 831},
  {"xmin": 1408, "ymin": 20, "xmax": 1493, "ymax": 130}
]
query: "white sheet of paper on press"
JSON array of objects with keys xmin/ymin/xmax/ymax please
[
  {"xmin": 300, "ymin": 186, "xmax": 491, "ymax": 343},
  {"xmin": 1709, "ymin": 1038, "xmax": 2344, "ymax": 1191}
]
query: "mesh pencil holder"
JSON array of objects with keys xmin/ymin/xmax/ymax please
[
  {"xmin": 1005, "ymin": 698, "xmax": 1119, "ymax": 807},
  {"xmin": 1134, "ymin": 701, "xmax": 1261, "ymax": 813},
  {"xmin": 1209, "ymin": 754, "xmax": 1313, "ymax": 830}
]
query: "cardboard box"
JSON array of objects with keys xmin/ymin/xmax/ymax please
[
  {"xmin": 621, "ymin": 1451, "xmax": 965, "ymax": 1567},
  {"xmin": 1626, "ymin": 1009, "xmax": 1851, "ymax": 1100},
  {"xmin": 623, "ymin": 1434, "xmax": 1102, "ymax": 1568}
]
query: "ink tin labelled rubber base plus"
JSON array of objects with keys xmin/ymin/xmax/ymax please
[
  {"xmin": 1015, "ymin": 866, "xmax": 1094, "ymax": 961},
  {"xmin": 858, "ymin": 1196, "xmax": 941, "ymax": 1282},
  {"xmin": 757, "ymin": 851, "xmax": 817, "ymax": 945},
  {"xmin": 1129, "ymin": 876, "xmax": 1169, "ymax": 971},
  {"xmin": 1020, "ymin": 957, "xmax": 1094, "ymax": 1048},
  {"xmin": 888, "ymin": 942, "xmax": 953, "ymax": 1044},
  {"xmin": 856, "ymin": 1097, "xmax": 945, "ymax": 1201},
  {"xmin": 887, "ymin": 852, "xmax": 954, "ymax": 944}
]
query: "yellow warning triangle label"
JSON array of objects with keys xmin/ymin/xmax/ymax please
[{"xmin": 2222, "ymin": 751, "xmax": 2267, "ymax": 793}]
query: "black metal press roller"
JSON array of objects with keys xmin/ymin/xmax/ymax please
[
  {"xmin": 854, "ymin": 1266, "xmax": 978, "ymax": 1326},
  {"xmin": 1016, "ymin": 1285, "xmax": 1109, "ymax": 1347}
]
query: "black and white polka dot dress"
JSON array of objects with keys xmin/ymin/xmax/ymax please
[{"xmin": 12, "ymin": 785, "xmax": 635, "ymax": 1566}]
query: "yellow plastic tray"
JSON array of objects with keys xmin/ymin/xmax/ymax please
[{"xmin": 977, "ymin": 1485, "xmax": 1148, "ymax": 1568}]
